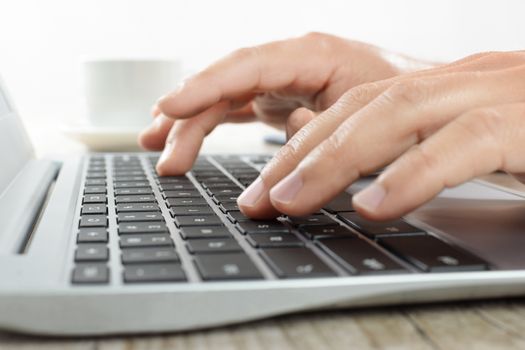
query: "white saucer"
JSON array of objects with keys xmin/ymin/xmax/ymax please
[{"xmin": 60, "ymin": 123, "xmax": 144, "ymax": 152}]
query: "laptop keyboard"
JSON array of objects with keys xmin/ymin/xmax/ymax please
[{"xmin": 71, "ymin": 154, "xmax": 489, "ymax": 285}]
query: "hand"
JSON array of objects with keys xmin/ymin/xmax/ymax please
[
  {"xmin": 239, "ymin": 50, "xmax": 525, "ymax": 220},
  {"xmin": 139, "ymin": 32, "xmax": 432, "ymax": 175}
]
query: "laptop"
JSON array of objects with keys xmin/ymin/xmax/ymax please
[{"xmin": 1, "ymin": 75, "xmax": 525, "ymax": 336}]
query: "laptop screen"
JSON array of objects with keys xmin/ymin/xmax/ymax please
[{"xmin": 0, "ymin": 80, "xmax": 33, "ymax": 197}]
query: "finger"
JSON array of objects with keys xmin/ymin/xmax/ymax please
[
  {"xmin": 285, "ymin": 107, "xmax": 317, "ymax": 140},
  {"xmin": 267, "ymin": 66, "xmax": 525, "ymax": 216},
  {"xmin": 157, "ymin": 36, "xmax": 338, "ymax": 119},
  {"xmin": 353, "ymin": 103, "xmax": 525, "ymax": 220},
  {"xmin": 138, "ymin": 114, "xmax": 175, "ymax": 151},
  {"xmin": 156, "ymin": 102, "xmax": 229, "ymax": 175}
]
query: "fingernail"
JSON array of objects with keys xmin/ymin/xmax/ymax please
[
  {"xmin": 238, "ymin": 177, "xmax": 265, "ymax": 207},
  {"xmin": 153, "ymin": 114, "xmax": 165, "ymax": 129},
  {"xmin": 270, "ymin": 171, "xmax": 303, "ymax": 205},
  {"xmin": 354, "ymin": 183, "xmax": 386, "ymax": 212}
]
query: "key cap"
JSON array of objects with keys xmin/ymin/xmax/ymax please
[
  {"xmin": 323, "ymin": 192, "xmax": 354, "ymax": 213},
  {"xmin": 166, "ymin": 197, "xmax": 208, "ymax": 207},
  {"xmin": 261, "ymin": 248, "xmax": 336, "ymax": 278},
  {"xmin": 86, "ymin": 172, "xmax": 106, "ymax": 179},
  {"xmin": 84, "ymin": 186, "xmax": 106, "ymax": 194},
  {"xmin": 228, "ymin": 211, "xmax": 252, "ymax": 223},
  {"xmin": 77, "ymin": 228, "xmax": 108, "ymax": 243},
  {"xmin": 72, "ymin": 264, "xmax": 109, "ymax": 284},
  {"xmin": 171, "ymin": 206, "xmax": 214, "ymax": 216},
  {"xmin": 163, "ymin": 190, "xmax": 201, "ymax": 198},
  {"xmin": 114, "ymin": 188, "xmax": 152, "ymax": 195},
  {"xmin": 116, "ymin": 203, "xmax": 159, "ymax": 212},
  {"xmin": 220, "ymin": 202, "xmax": 240, "ymax": 212},
  {"xmin": 318, "ymin": 238, "xmax": 408, "ymax": 274},
  {"xmin": 338, "ymin": 212, "xmax": 423, "ymax": 238},
  {"xmin": 247, "ymin": 233, "xmax": 304, "ymax": 248},
  {"xmin": 118, "ymin": 222, "xmax": 167, "ymax": 234},
  {"xmin": 300, "ymin": 225, "xmax": 355, "ymax": 240},
  {"xmin": 83, "ymin": 194, "xmax": 107, "ymax": 204},
  {"xmin": 123, "ymin": 264, "xmax": 186, "ymax": 283},
  {"xmin": 186, "ymin": 238, "xmax": 242, "ymax": 254},
  {"xmin": 195, "ymin": 253, "xmax": 263, "ymax": 280},
  {"xmin": 113, "ymin": 170, "xmax": 144, "ymax": 176},
  {"xmin": 176, "ymin": 215, "xmax": 223, "ymax": 227},
  {"xmin": 157, "ymin": 176, "xmax": 191, "ymax": 184},
  {"xmin": 213, "ymin": 194, "xmax": 239, "ymax": 204},
  {"xmin": 180, "ymin": 226, "xmax": 231, "ymax": 239},
  {"xmin": 212, "ymin": 188, "xmax": 242, "ymax": 196},
  {"xmin": 75, "ymin": 244, "xmax": 109, "ymax": 262},
  {"xmin": 159, "ymin": 183, "xmax": 195, "ymax": 191},
  {"xmin": 81, "ymin": 204, "xmax": 107, "ymax": 215},
  {"xmin": 113, "ymin": 176, "xmax": 147, "ymax": 182},
  {"xmin": 289, "ymin": 215, "xmax": 337, "ymax": 227},
  {"xmin": 379, "ymin": 235, "xmax": 488, "ymax": 272},
  {"xmin": 79, "ymin": 215, "xmax": 107, "ymax": 228},
  {"xmin": 120, "ymin": 234, "xmax": 173, "ymax": 248},
  {"xmin": 115, "ymin": 195, "xmax": 156, "ymax": 203},
  {"xmin": 121, "ymin": 247, "xmax": 179, "ymax": 264},
  {"xmin": 85, "ymin": 179, "xmax": 106, "ymax": 186},
  {"xmin": 236, "ymin": 220, "xmax": 289, "ymax": 234},
  {"xmin": 204, "ymin": 182, "xmax": 239, "ymax": 190},
  {"xmin": 118, "ymin": 212, "xmax": 164, "ymax": 222},
  {"xmin": 198, "ymin": 176, "xmax": 232, "ymax": 184},
  {"xmin": 114, "ymin": 181, "xmax": 150, "ymax": 189}
]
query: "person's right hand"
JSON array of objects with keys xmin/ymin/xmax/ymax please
[{"xmin": 139, "ymin": 32, "xmax": 432, "ymax": 176}]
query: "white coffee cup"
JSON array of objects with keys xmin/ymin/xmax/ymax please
[{"xmin": 84, "ymin": 59, "xmax": 182, "ymax": 129}]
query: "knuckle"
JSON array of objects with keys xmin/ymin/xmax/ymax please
[
  {"xmin": 460, "ymin": 107, "xmax": 504, "ymax": 141},
  {"xmin": 406, "ymin": 145, "xmax": 440, "ymax": 173},
  {"xmin": 381, "ymin": 79, "xmax": 431, "ymax": 106},
  {"xmin": 300, "ymin": 31, "xmax": 337, "ymax": 51},
  {"xmin": 228, "ymin": 46, "xmax": 261, "ymax": 62},
  {"xmin": 340, "ymin": 83, "xmax": 382, "ymax": 107}
]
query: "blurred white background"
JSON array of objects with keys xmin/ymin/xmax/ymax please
[{"xmin": 0, "ymin": 0, "xmax": 524, "ymax": 150}]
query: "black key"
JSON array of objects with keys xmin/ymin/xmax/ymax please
[
  {"xmin": 115, "ymin": 195, "xmax": 156, "ymax": 203},
  {"xmin": 228, "ymin": 211, "xmax": 252, "ymax": 223},
  {"xmin": 212, "ymin": 188, "xmax": 242, "ymax": 196},
  {"xmin": 323, "ymin": 192, "xmax": 354, "ymax": 213},
  {"xmin": 247, "ymin": 233, "xmax": 304, "ymax": 248},
  {"xmin": 87, "ymin": 166, "xmax": 105, "ymax": 172},
  {"xmin": 123, "ymin": 264, "xmax": 186, "ymax": 283},
  {"xmin": 83, "ymin": 194, "xmax": 107, "ymax": 204},
  {"xmin": 236, "ymin": 220, "xmax": 289, "ymax": 234},
  {"xmin": 199, "ymin": 176, "xmax": 231, "ymax": 184},
  {"xmin": 118, "ymin": 212, "xmax": 164, "ymax": 222},
  {"xmin": 84, "ymin": 186, "xmax": 106, "ymax": 194},
  {"xmin": 220, "ymin": 202, "xmax": 240, "ymax": 212},
  {"xmin": 81, "ymin": 204, "xmax": 107, "ymax": 215},
  {"xmin": 213, "ymin": 196, "xmax": 239, "ymax": 205},
  {"xmin": 204, "ymin": 182, "xmax": 238, "ymax": 190},
  {"xmin": 113, "ymin": 176, "xmax": 147, "ymax": 182},
  {"xmin": 159, "ymin": 183, "xmax": 195, "ymax": 191},
  {"xmin": 338, "ymin": 212, "xmax": 422, "ymax": 238},
  {"xmin": 72, "ymin": 264, "xmax": 109, "ymax": 284},
  {"xmin": 85, "ymin": 179, "xmax": 106, "ymax": 186},
  {"xmin": 79, "ymin": 215, "xmax": 107, "ymax": 228},
  {"xmin": 114, "ymin": 181, "xmax": 150, "ymax": 189},
  {"xmin": 289, "ymin": 215, "xmax": 337, "ymax": 227},
  {"xmin": 187, "ymin": 238, "xmax": 242, "ymax": 254},
  {"xmin": 261, "ymin": 248, "xmax": 336, "ymax": 278},
  {"xmin": 195, "ymin": 253, "xmax": 263, "ymax": 280},
  {"xmin": 86, "ymin": 172, "xmax": 106, "ymax": 179},
  {"xmin": 77, "ymin": 228, "xmax": 108, "ymax": 243},
  {"xmin": 171, "ymin": 206, "xmax": 214, "ymax": 216},
  {"xmin": 163, "ymin": 190, "xmax": 201, "ymax": 198},
  {"xmin": 75, "ymin": 244, "xmax": 109, "ymax": 262},
  {"xmin": 300, "ymin": 225, "xmax": 355, "ymax": 240},
  {"xmin": 379, "ymin": 235, "xmax": 488, "ymax": 272},
  {"xmin": 114, "ymin": 188, "xmax": 152, "ymax": 195},
  {"xmin": 318, "ymin": 238, "xmax": 408, "ymax": 274},
  {"xmin": 122, "ymin": 248, "xmax": 179, "ymax": 264},
  {"xmin": 118, "ymin": 221, "xmax": 167, "ymax": 234},
  {"xmin": 157, "ymin": 176, "xmax": 191, "ymax": 184},
  {"xmin": 192, "ymin": 170, "xmax": 224, "ymax": 178},
  {"xmin": 120, "ymin": 234, "xmax": 173, "ymax": 248},
  {"xmin": 113, "ymin": 170, "xmax": 144, "ymax": 176},
  {"xmin": 176, "ymin": 215, "xmax": 223, "ymax": 227},
  {"xmin": 166, "ymin": 197, "xmax": 208, "ymax": 207},
  {"xmin": 116, "ymin": 203, "xmax": 160, "ymax": 212},
  {"xmin": 180, "ymin": 226, "xmax": 231, "ymax": 239}
]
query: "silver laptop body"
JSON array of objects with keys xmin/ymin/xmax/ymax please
[{"xmin": 1, "ymin": 76, "xmax": 525, "ymax": 336}]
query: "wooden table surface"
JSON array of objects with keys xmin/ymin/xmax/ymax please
[{"xmin": 2, "ymin": 124, "xmax": 525, "ymax": 349}]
